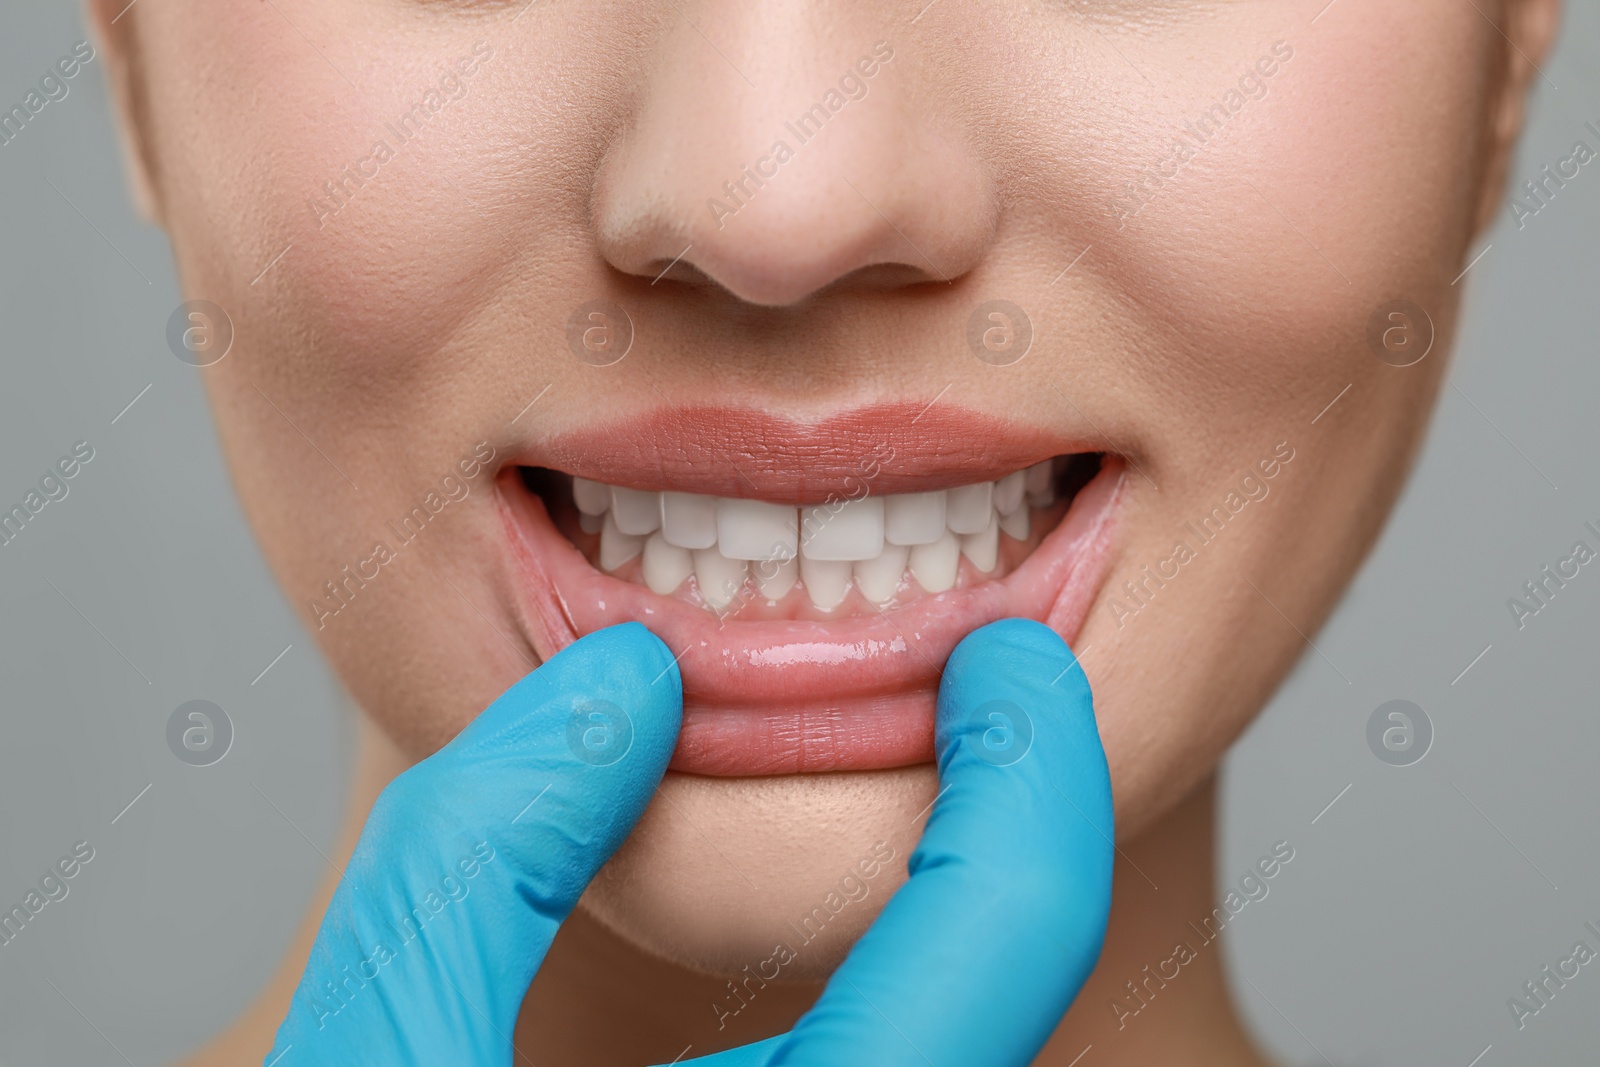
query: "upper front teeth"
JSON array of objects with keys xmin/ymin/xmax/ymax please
[
  {"xmin": 661, "ymin": 492, "xmax": 717, "ymax": 548},
  {"xmin": 884, "ymin": 491, "xmax": 944, "ymax": 545},
  {"xmin": 716, "ymin": 499, "xmax": 799, "ymax": 560},
  {"xmin": 573, "ymin": 462, "xmax": 1056, "ymax": 609},
  {"xmin": 801, "ymin": 497, "xmax": 884, "ymax": 560},
  {"xmin": 610, "ymin": 487, "xmax": 662, "ymax": 535},
  {"xmin": 945, "ymin": 482, "xmax": 994, "ymax": 534}
]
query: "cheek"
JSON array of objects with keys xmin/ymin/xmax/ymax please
[
  {"xmin": 283, "ymin": 124, "xmax": 513, "ymax": 379},
  {"xmin": 1107, "ymin": 4, "xmax": 1489, "ymax": 345},
  {"xmin": 140, "ymin": 6, "xmax": 561, "ymax": 389}
]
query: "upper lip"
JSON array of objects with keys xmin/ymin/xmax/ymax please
[{"xmin": 511, "ymin": 401, "xmax": 1103, "ymax": 503}]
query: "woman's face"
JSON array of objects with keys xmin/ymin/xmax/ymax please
[{"xmin": 99, "ymin": 0, "xmax": 1547, "ymax": 974}]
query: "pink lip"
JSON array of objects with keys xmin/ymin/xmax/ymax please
[
  {"xmin": 495, "ymin": 406, "xmax": 1126, "ymax": 776},
  {"xmin": 525, "ymin": 403, "xmax": 1094, "ymax": 503}
]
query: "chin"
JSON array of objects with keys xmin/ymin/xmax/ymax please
[{"xmin": 580, "ymin": 766, "xmax": 935, "ymax": 979}]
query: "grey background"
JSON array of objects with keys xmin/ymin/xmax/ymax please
[{"xmin": 0, "ymin": 3, "xmax": 1596, "ymax": 1065}]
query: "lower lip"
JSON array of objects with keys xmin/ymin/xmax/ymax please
[{"xmin": 496, "ymin": 461, "xmax": 1126, "ymax": 776}]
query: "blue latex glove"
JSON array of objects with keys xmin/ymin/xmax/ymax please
[{"xmin": 265, "ymin": 618, "xmax": 1113, "ymax": 1067}]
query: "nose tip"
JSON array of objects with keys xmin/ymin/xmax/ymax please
[
  {"xmin": 591, "ymin": 31, "xmax": 997, "ymax": 307},
  {"xmin": 602, "ymin": 164, "xmax": 990, "ymax": 306}
]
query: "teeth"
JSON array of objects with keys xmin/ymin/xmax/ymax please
[
  {"xmin": 573, "ymin": 477, "xmax": 611, "ymax": 516},
  {"xmin": 611, "ymin": 487, "xmax": 662, "ymax": 536},
  {"xmin": 994, "ymin": 471, "xmax": 1026, "ymax": 515},
  {"xmin": 801, "ymin": 497, "xmax": 885, "ymax": 561},
  {"xmin": 999, "ymin": 505, "xmax": 1029, "ymax": 541},
  {"xmin": 1024, "ymin": 460, "xmax": 1053, "ymax": 496},
  {"xmin": 599, "ymin": 512, "xmax": 644, "ymax": 571},
  {"xmin": 716, "ymin": 499, "xmax": 798, "ymax": 561},
  {"xmin": 945, "ymin": 482, "xmax": 994, "ymax": 535},
  {"xmin": 693, "ymin": 547, "xmax": 748, "ymax": 611},
  {"xmin": 801, "ymin": 556, "xmax": 853, "ymax": 610},
  {"xmin": 855, "ymin": 544, "xmax": 909, "ymax": 605},
  {"xmin": 661, "ymin": 491, "xmax": 718, "ymax": 549},
  {"xmin": 1025, "ymin": 460, "xmax": 1056, "ymax": 507},
  {"xmin": 642, "ymin": 533, "xmax": 693, "ymax": 595},
  {"xmin": 753, "ymin": 554, "xmax": 799, "ymax": 600},
  {"xmin": 884, "ymin": 491, "xmax": 946, "ymax": 546},
  {"xmin": 909, "ymin": 531, "xmax": 960, "ymax": 594},
  {"xmin": 575, "ymin": 460, "xmax": 1066, "ymax": 607},
  {"xmin": 960, "ymin": 516, "xmax": 999, "ymax": 573}
]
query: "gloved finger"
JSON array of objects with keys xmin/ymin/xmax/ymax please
[
  {"xmin": 674, "ymin": 618, "xmax": 1112, "ymax": 1067},
  {"xmin": 270, "ymin": 621, "xmax": 682, "ymax": 1063}
]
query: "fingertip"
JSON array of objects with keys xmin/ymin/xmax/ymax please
[
  {"xmin": 567, "ymin": 623, "xmax": 684, "ymax": 758},
  {"xmin": 581, "ymin": 620, "xmax": 679, "ymax": 678},
  {"xmin": 938, "ymin": 620, "xmax": 1089, "ymax": 745},
  {"xmin": 945, "ymin": 617, "xmax": 1077, "ymax": 680},
  {"xmin": 551, "ymin": 623, "xmax": 682, "ymax": 704},
  {"xmin": 458, "ymin": 622, "xmax": 684, "ymax": 776}
]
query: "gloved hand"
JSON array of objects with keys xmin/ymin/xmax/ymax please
[{"xmin": 264, "ymin": 618, "xmax": 1113, "ymax": 1067}]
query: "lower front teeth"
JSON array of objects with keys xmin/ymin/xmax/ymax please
[
  {"xmin": 753, "ymin": 555, "xmax": 798, "ymax": 600},
  {"xmin": 960, "ymin": 517, "xmax": 999, "ymax": 573},
  {"xmin": 800, "ymin": 556, "xmax": 852, "ymax": 610},
  {"xmin": 909, "ymin": 531, "xmax": 959, "ymax": 594},
  {"xmin": 573, "ymin": 461, "xmax": 1057, "ymax": 610},
  {"xmin": 642, "ymin": 533, "xmax": 693, "ymax": 596},
  {"xmin": 599, "ymin": 513, "xmax": 644, "ymax": 571},
  {"xmin": 994, "ymin": 469, "xmax": 1025, "ymax": 514},
  {"xmin": 1000, "ymin": 506, "xmax": 1029, "ymax": 541},
  {"xmin": 692, "ymin": 547, "xmax": 747, "ymax": 611},
  {"xmin": 854, "ymin": 544, "xmax": 909, "ymax": 604}
]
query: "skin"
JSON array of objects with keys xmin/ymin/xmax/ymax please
[{"xmin": 88, "ymin": 0, "xmax": 1559, "ymax": 1062}]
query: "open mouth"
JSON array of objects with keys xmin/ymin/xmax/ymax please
[{"xmin": 495, "ymin": 404, "xmax": 1126, "ymax": 776}]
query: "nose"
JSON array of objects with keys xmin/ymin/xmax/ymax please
[{"xmin": 592, "ymin": 6, "xmax": 998, "ymax": 307}]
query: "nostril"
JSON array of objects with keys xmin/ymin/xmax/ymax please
[
  {"xmin": 603, "ymin": 182, "xmax": 979, "ymax": 308},
  {"xmin": 640, "ymin": 256, "xmax": 712, "ymax": 290},
  {"xmin": 642, "ymin": 256, "xmax": 949, "ymax": 303}
]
